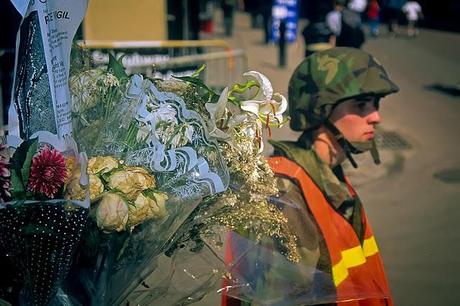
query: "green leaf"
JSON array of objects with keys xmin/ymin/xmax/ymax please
[
  {"xmin": 124, "ymin": 122, "xmax": 139, "ymax": 148},
  {"xmin": 100, "ymin": 171, "xmax": 114, "ymax": 184},
  {"xmin": 8, "ymin": 138, "xmax": 38, "ymax": 199},
  {"xmin": 10, "ymin": 138, "xmax": 38, "ymax": 172},
  {"xmin": 10, "ymin": 169, "xmax": 25, "ymax": 199},
  {"xmin": 143, "ymin": 189, "xmax": 160, "ymax": 199},
  {"xmin": 229, "ymin": 80, "xmax": 259, "ymax": 95},
  {"xmin": 190, "ymin": 64, "xmax": 206, "ymax": 78},
  {"xmin": 174, "ymin": 75, "xmax": 209, "ymax": 89},
  {"xmin": 174, "ymin": 75, "xmax": 218, "ymax": 102},
  {"xmin": 107, "ymin": 52, "xmax": 128, "ymax": 79},
  {"xmin": 210, "ymin": 92, "xmax": 220, "ymax": 103},
  {"xmin": 116, "ymin": 235, "xmax": 131, "ymax": 260},
  {"xmin": 20, "ymin": 138, "xmax": 38, "ymax": 187}
]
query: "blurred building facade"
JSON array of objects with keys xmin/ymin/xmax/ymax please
[{"xmin": 83, "ymin": 0, "xmax": 207, "ymax": 41}]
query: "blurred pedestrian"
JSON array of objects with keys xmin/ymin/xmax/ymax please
[
  {"xmin": 221, "ymin": 0, "xmax": 236, "ymax": 36},
  {"xmin": 367, "ymin": 0, "xmax": 381, "ymax": 36},
  {"xmin": 244, "ymin": 0, "xmax": 262, "ymax": 28},
  {"xmin": 348, "ymin": 0, "xmax": 368, "ymax": 21},
  {"xmin": 384, "ymin": 0, "xmax": 406, "ymax": 35},
  {"xmin": 327, "ymin": 0, "xmax": 365, "ymax": 48},
  {"xmin": 301, "ymin": 18, "xmax": 334, "ymax": 57},
  {"xmin": 261, "ymin": 0, "xmax": 274, "ymax": 44},
  {"xmin": 402, "ymin": 1, "xmax": 423, "ymax": 37},
  {"xmin": 199, "ymin": 0, "xmax": 215, "ymax": 34}
]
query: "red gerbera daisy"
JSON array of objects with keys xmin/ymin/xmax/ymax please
[{"xmin": 28, "ymin": 147, "xmax": 68, "ymax": 198}]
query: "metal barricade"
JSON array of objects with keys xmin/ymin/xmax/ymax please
[{"xmin": 78, "ymin": 40, "xmax": 248, "ymax": 89}]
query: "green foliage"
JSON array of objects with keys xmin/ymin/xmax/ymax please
[
  {"xmin": 107, "ymin": 52, "xmax": 128, "ymax": 80},
  {"xmin": 10, "ymin": 170, "xmax": 25, "ymax": 199},
  {"xmin": 190, "ymin": 64, "xmax": 206, "ymax": 78},
  {"xmin": 21, "ymin": 139, "xmax": 38, "ymax": 188},
  {"xmin": 124, "ymin": 122, "xmax": 139, "ymax": 149},
  {"xmin": 10, "ymin": 138, "xmax": 38, "ymax": 172},
  {"xmin": 9, "ymin": 138, "xmax": 38, "ymax": 199},
  {"xmin": 173, "ymin": 65, "xmax": 218, "ymax": 103},
  {"xmin": 228, "ymin": 80, "xmax": 259, "ymax": 104},
  {"xmin": 229, "ymin": 80, "xmax": 259, "ymax": 95}
]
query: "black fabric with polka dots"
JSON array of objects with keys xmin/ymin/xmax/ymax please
[{"xmin": 0, "ymin": 201, "xmax": 88, "ymax": 306}]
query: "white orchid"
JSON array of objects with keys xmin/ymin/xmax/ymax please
[
  {"xmin": 227, "ymin": 113, "xmax": 263, "ymax": 152},
  {"xmin": 202, "ymin": 72, "xmax": 288, "ymax": 152},
  {"xmin": 205, "ymin": 87, "xmax": 230, "ymax": 139},
  {"xmin": 240, "ymin": 71, "xmax": 288, "ymax": 128}
]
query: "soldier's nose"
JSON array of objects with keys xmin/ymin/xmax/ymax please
[{"xmin": 368, "ymin": 110, "xmax": 381, "ymax": 125}]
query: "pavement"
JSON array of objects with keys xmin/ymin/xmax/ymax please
[{"xmin": 196, "ymin": 11, "xmax": 460, "ymax": 306}]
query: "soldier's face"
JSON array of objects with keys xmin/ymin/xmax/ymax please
[{"xmin": 329, "ymin": 96, "xmax": 381, "ymax": 143}]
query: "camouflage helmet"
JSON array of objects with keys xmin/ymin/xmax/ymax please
[{"xmin": 288, "ymin": 47, "xmax": 399, "ymax": 131}]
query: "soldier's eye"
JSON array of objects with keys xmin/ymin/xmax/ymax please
[
  {"xmin": 355, "ymin": 98, "xmax": 379, "ymax": 113},
  {"xmin": 357, "ymin": 102, "xmax": 367, "ymax": 110}
]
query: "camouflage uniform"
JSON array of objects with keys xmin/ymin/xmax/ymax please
[{"xmin": 269, "ymin": 48, "xmax": 398, "ymax": 305}]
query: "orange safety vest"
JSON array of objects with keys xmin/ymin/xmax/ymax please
[{"xmin": 222, "ymin": 156, "xmax": 393, "ymax": 306}]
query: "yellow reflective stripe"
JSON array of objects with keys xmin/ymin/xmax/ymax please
[
  {"xmin": 342, "ymin": 244, "xmax": 367, "ymax": 268},
  {"xmin": 363, "ymin": 236, "xmax": 379, "ymax": 257},
  {"xmin": 332, "ymin": 236, "xmax": 380, "ymax": 286},
  {"xmin": 332, "ymin": 259, "xmax": 349, "ymax": 286}
]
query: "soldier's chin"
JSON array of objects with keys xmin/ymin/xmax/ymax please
[{"xmin": 350, "ymin": 140, "xmax": 373, "ymax": 153}]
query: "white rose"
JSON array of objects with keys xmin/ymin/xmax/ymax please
[{"xmin": 95, "ymin": 193, "xmax": 129, "ymax": 232}]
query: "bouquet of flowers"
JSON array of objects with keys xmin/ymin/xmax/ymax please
[
  {"xmin": 0, "ymin": 137, "xmax": 89, "ymax": 306},
  {"xmin": 137, "ymin": 70, "xmax": 303, "ymax": 305},
  {"xmin": 0, "ymin": 1, "xmax": 89, "ymax": 306},
  {"xmin": 1, "ymin": 1, "xmax": 320, "ymax": 305},
  {"xmin": 61, "ymin": 49, "xmax": 299, "ymax": 305}
]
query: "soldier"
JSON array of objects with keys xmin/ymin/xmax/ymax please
[{"xmin": 223, "ymin": 47, "xmax": 399, "ymax": 306}]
